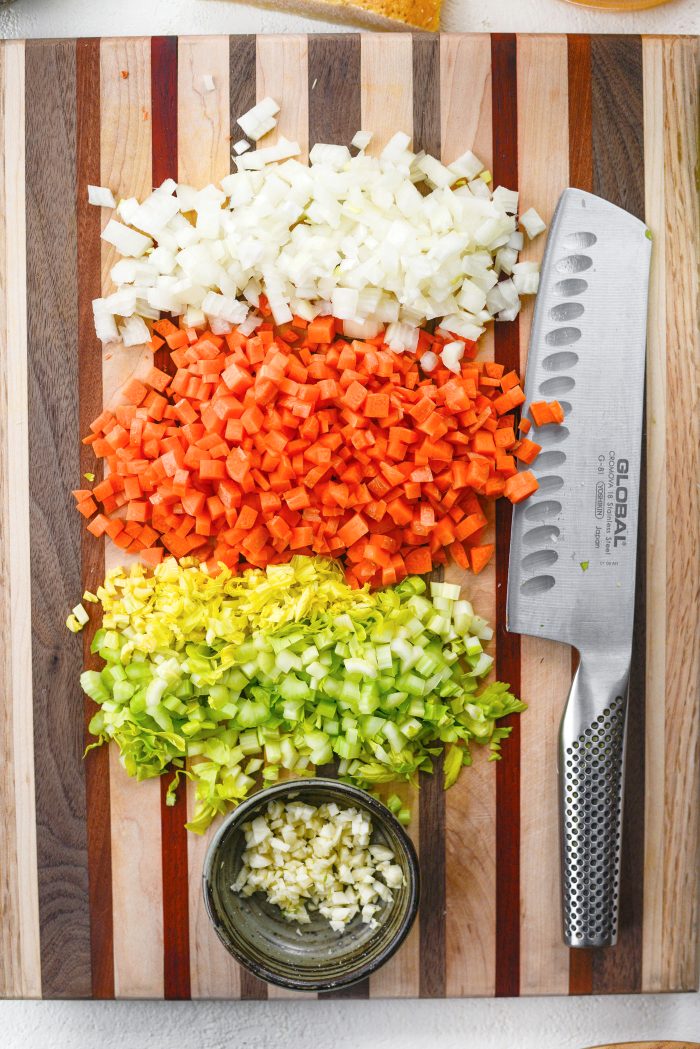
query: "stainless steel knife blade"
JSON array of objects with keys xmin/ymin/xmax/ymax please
[{"xmin": 506, "ymin": 188, "xmax": 651, "ymax": 949}]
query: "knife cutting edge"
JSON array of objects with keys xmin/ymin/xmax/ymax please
[{"xmin": 506, "ymin": 188, "xmax": 652, "ymax": 948}]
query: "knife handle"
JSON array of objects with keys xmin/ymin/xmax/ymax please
[{"xmin": 559, "ymin": 654, "xmax": 629, "ymax": 948}]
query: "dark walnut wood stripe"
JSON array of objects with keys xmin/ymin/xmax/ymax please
[
  {"xmin": 151, "ymin": 37, "xmax": 179, "ymax": 378},
  {"xmin": 412, "ymin": 31, "xmax": 447, "ymax": 1002},
  {"xmin": 412, "ymin": 34, "xmax": 440, "ymax": 159},
  {"xmin": 151, "ymin": 36, "xmax": 192, "ymax": 1001},
  {"xmin": 590, "ymin": 34, "xmax": 646, "ymax": 996},
  {"xmin": 151, "ymin": 37, "xmax": 178, "ymax": 189},
  {"xmin": 308, "ymin": 35, "xmax": 361, "ymax": 149},
  {"xmin": 76, "ymin": 37, "xmax": 114, "ymax": 1001},
  {"xmin": 26, "ymin": 39, "xmax": 92, "ymax": 999},
  {"xmin": 491, "ymin": 33, "xmax": 521, "ymax": 1000},
  {"xmin": 225, "ymin": 32, "xmax": 269, "ymax": 1003},
  {"xmin": 592, "ymin": 36, "xmax": 645, "ymax": 223},
  {"xmin": 307, "ymin": 33, "xmax": 368, "ymax": 1002},
  {"xmin": 306, "ymin": 32, "xmax": 360, "ymax": 801},
  {"xmin": 303, "ymin": 0, "xmax": 344, "ymax": 804},
  {"xmin": 229, "ymin": 34, "xmax": 256, "ymax": 165},
  {"xmin": 566, "ymin": 34, "xmax": 594, "ymax": 996}
]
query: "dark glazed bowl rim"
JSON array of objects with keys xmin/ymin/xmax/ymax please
[{"xmin": 202, "ymin": 778, "xmax": 420, "ymax": 992}]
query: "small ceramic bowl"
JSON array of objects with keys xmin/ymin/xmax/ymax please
[{"xmin": 202, "ymin": 778, "xmax": 419, "ymax": 993}]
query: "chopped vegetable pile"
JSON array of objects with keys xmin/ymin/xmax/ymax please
[
  {"xmin": 232, "ymin": 799, "xmax": 403, "ymax": 932},
  {"xmin": 75, "ymin": 316, "xmax": 540, "ymax": 586},
  {"xmin": 91, "ymin": 124, "xmax": 545, "ymax": 352},
  {"xmin": 80, "ymin": 556, "xmax": 524, "ymax": 833}
]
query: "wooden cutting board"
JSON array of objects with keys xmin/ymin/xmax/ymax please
[{"xmin": 0, "ymin": 32, "xmax": 697, "ymax": 1002}]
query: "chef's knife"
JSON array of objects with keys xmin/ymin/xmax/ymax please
[{"xmin": 507, "ymin": 188, "xmax": 651, "ymax": 948}]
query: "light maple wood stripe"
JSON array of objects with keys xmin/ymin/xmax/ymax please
[
  {"xmin": 369, "ymin": 772, "xmax": 420, "ymax": 999},
  {"xmin": 100, "ymin": 37, "xmax": 164, "ymax": 999},
  {"xmin": 515, "ymin": 34, "xmax": 570, "ymax": 997},
  {"xmin": 177, "ymin": 37, "xmax": 230, "ymax": 190},
  {"xmin": 173, "ymin": 36, "xmax": 241, "ymax": 1002},
  {"xmin": 440, "ymin": 33, "xmax": 497, "ymax": 1000},
  {"xmin": 657, "ymin": 36, "xmax": 699, "ymax": 992},
  {"xmin": 641, "ymin": 36, "xmax": 666, "ymax": 994},
  {"xmin": 0, "ymin": 39, "xmax": 41, "ymax": 1000},
  {"xmin": 188, "ymin": 785, "xmax": 240, "ymax": 998},
  {"xmin": 357, "ymin": 31, "xmax": 418, "ymax": 1001},
  {"xmin": 253, "ymin": 35, "xmax": 313, "ymax": 999},
  {"xmin": 360, "ymin": 33, "xmax": 412, "ymax": 157},
  {"xmin": 256, "ymin": 35, "xmax": 309, "ymax": 161}
]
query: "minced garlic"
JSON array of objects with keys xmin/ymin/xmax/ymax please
[{"xmin": 231, "ymin": 800, "xmax": 404, "ymax": 932}]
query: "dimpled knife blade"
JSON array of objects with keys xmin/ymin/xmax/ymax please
[{"xmin": 506, "ymin": 188, "xmax": 651, "ymax": 948}]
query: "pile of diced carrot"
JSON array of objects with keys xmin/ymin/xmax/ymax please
[{"xmin": 74, "ymin": 313, "xmax": 543, "ymax": 587}]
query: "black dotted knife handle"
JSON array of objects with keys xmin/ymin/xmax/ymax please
[{"xmin": 559, "ymin": 658, "xmax": 629, "ymax": 948}]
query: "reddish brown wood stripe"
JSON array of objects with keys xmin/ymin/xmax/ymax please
[
  {"xmin": 25, "ymin": 38, "xmax": 93, "ymax": 998},
  {"xmin": 412, "ymin": 31, "xmax": 447, "ymax": 1002},
  {"xmin": 490, "ymin": 32, "xmax": 521, "ymax": 999},
  {"xmin": 150, "ymin": 36, "xmax": 192, "ymax": 1001},
  {"xmin": 566, "ymin": 34, "xmax": 594, "ymax": 996},
  {"xmin": 590, "ymin": 35, "xmax": 645, "ymax": 996},
  {"xmin": 76, "ymin": 36, "xmax": 114, "ymax": 1001},
  {"xmin": 151, "ymin": 37, "xmax": 178, "ymax": 188},
  {"xmin": 160, "ymin": 774, "xmax": 191, "ymax": 998},
  {"xmin": 567, "ymin": 37, "xmax": 593, "ymax": 194}
]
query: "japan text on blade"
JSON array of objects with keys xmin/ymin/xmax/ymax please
[{"xmin": 507, "ymin": 188, "xmax": 652, "ymax": 948}]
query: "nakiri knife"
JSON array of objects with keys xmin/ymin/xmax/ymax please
[{"xmin": 506, "ymin": 188, "xmax": 651, "ymax": 948}]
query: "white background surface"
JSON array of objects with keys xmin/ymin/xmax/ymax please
[{"xmin": 1, "ymin": 1, "xmax": 699, "ymax": 1047}]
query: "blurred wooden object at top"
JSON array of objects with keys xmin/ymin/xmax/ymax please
[
  {"xmin": 562, "ymin": 0, "xmax": 674, "ymax": 9},
  {"xmin": 583, "ymin": 1042, "xmax": 700, "ymax": 1049},
  {"xmin": 246, "ymin": 0, "xmax": 440, "ymax": 31}
]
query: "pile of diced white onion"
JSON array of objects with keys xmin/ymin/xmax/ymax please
[
  {"xmin": 231, "ymin": 799, "xmax": 404, "ymax": 933},
  {"xmin": 91, "ymin": 99, "xmax": 546, "ymax": 358}
]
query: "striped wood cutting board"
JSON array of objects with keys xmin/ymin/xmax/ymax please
[{"xmin": 0, "ymin": 33, "xmax": 698, "ymax": 1001}]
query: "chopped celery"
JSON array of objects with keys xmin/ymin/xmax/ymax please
[
  {"xmin": 76, "ymin": 555, "xmax": 524, "ymax": 834},
  {"xmin": 386, "ymin": 794, "xmax": 402, "ymax": 814},
  {"xmin": 465, "ymin": 636, "xmax": 483, "ymax": 658}
]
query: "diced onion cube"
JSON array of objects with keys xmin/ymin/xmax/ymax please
[
  {"xmin": 448, "ymin": 149, "xmax": 484, "ymax": 181},
  {"xmin": 118, "ymin": 315, "xmax": 150, "ymax": 347},
  {"xmin": 236, "ymin": 137, "xmax": 300, "ymax": 170},
  {"xmin": 441, "ymin": 340, "xmax": 465, "ymax": 374},
  {"xmin": 309, "ymin": 143, "xmax": 351, "ymax": 169},
  {"xmin": 101, "ymin": 219, "xmax": 152, "ymax": 258},
  {"xmin": 92, "ymin": 299, "xmax": 119, "ymax": 343},
  {"xmin": 87, "ymin": 184, "xmax": 116, "ymax": 208},
  {"xmin": 520, "ymin": 207, "xmax": 547, "ymax": 239},
  {"xmin": 236, "ymin": 96, "xmax": 280, "ymax": 140},
  {"xmin": 513, "ymin": 270, "xmax": 540, "ymax": 295},
  {"xmin": 330, "ymin": 287, "xmax": 359, "ymax": 320},
  {"xmin": 351, "ymin": 130, "xmax": 373, "ymax": 151}
]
